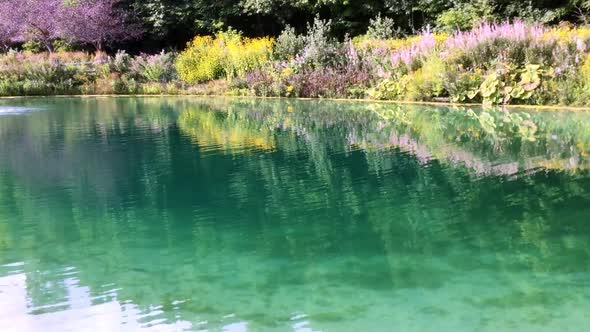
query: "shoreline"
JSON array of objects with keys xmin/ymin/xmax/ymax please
[{"xmin": 2, "ymin": 94, "xmax": 590, "ymax": 112}]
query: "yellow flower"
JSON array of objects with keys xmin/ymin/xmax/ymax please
[
  {"xmin": 286, "ymin": 85, "xmax": 294, "ymax": 93},
  {"xmin": 282, "ymin": 67, "xmax": 294, "ymax": 77}
]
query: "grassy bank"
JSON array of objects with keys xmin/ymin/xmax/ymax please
[{"xmin": 4, "ymin": 21, "xmax": 590, "ymax": 107}]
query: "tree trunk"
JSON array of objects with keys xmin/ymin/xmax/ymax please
[{"xmin": 44, "ymin": 40, "xmax": 54, "ymax": 54}]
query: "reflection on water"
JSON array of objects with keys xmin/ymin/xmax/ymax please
[
  {"xmin": 0, "ymin": 97, "xmax": 590, "ymax": 331},
  {"xmin": 0, "ymin": 105, "xmax": 44, "ymax": 115}
]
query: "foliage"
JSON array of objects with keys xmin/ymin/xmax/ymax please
[
  {"xmin": 0, "ymin": 0, "xmax": 141, "ymax": 51},
  {"xmin": 175, "ymin": 31, "xmax": 273, "ymax": 83},
  {"xmin": 436, "ymin": 0, "xmax": 495, "ymax": 32},
  {"xmin": 368, "ymin": 76, "xmax": 410, "ymax": 100},
  {"xmin": 404, "ymin": 56, "xmax": 446, "ymax": 101},
  {"xmin": 368, "ymin": 56, "xmax": 445, "ymax": 101},
  {"xmin": 274, "ymin": 25, "xmax": 305, "ymax": 61},
  {"xmin": 130, "ymin": 51, "xmax": 177, "ymax": 82},
  {"xmin": 21, "ymin": 40, "xmax": 44, "ymax": 54},
  {"xmin": 471, "ymin": 64, "xmax": 555, "ymax": 105},
  {"xmin": 0, "ymin": 0, "xmax": 63, "ymax": 52},
  {"xmin": 367, "ymin": 14, "xmax": 399, "ymax": 39},
  {"xmin": 0, "ymin": 11, "xmax": 18, "ymax": 50},
  {"xmin": 108, "ymin": 50, "xmax": 132, "ymax": 74},
  {"xmin": 244, "ymin": 62, "xmax": 373, "ymax": 99},
  {"xmin": 300, "ymin": 16, "xmax": 339, "ymax": 68},
  {"xmin": 0, "ymin": 50, "xmax": 181, "ymax": 96},
  {"xmin": 122, "ymin": 0, "xmax": 588, "ymax": 50},
  {"xmin": 443, "ymin": 68, "xmax": 483, "ymax": 102},
  {"xmin": 1, "ymin": 0, "xmax": 588, "ymax": 52},
  {"xmin": 6, "ymin": 19, "xmax": 590, "ymax": 106},
  {"xmin": 60, "ymin": 0, "xmax": 143, "ymax": 51}
]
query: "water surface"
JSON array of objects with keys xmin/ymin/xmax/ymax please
[{"xmin": 0, "ymin": 97, "xmax": 589, "ymax": 331}]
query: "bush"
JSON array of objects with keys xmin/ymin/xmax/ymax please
[
  {"xmin": 274, "ymin": 25, "xmax": 305, "ymax": 60},
  {"xmin": 367, "ymin": 14, "xmax": 399, "ymax": 39},
  {"xmin": 443, "ymin": 68, "xmax": 483, "ymax": 103},
  {"xmin": 4, "ymin": 22, "xmax": 590, "ymax": 105},
  {"xmin": 244, "ymin": 69, "xmax": 278, "ymax": 97},
  {"xmin": 368, "ymin": 77, "xmax": 409, "ymax": 100},
  {"xmin": 0, "ymin": 51, "xmax": 185, "ymax": 96},
  {"xmin": 53, "ymin": 39, "xmax": 76, "ymax": 52},
  {"xmin": 436, "ymin": 0, "xmax": 495, "ymax": 32},
  {"xmin": 175, "ymin": 31, "xmax": 273, "ymax": 84},
  {"xmin": 131, "ymin": 51, "xmax": 177, "ymax": 83},
  {"xmin": 467, "ymin": 63, "xmax": 554, "ymax": 105},
  {"xmin": 564, "ymin": 54, "xmax": 590, "ymax": 105},
  {"xmin": 368, "ymin": 56, "xmax": 445, "ymax": 101},
  {"xmin": 300, "ymin": 16, "xmax": 340, "ymax": 68},
  {"xmin": 290, "ymin": 67, "xmax": 372, "ymax": 98},
  {"xmin": 108, "ymin": 50, "xmax": 132, "ymax": 74},
  {"xmin": 22, "ymin": 40, "xmax": 44, "ymax": 53},
  {"xmin": 174, "ymin": 36, "xmax": 221, "ymax": 83},
  {"xmin": 405, "ymin": 56, "xmax": 446, "ymax": 101},
  {"xmin": 0, "ymin": 80, "xmax": 23, "ymax": 96},
  {"xmin": 0, "ymin": 52, "xmax": 88, "ymax": 95}
]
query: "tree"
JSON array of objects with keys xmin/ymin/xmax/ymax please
[
  {"xmin": 126, "ymin": 0, "xmax": 242, "ymax": 47},
  {"xmin": 61, "ymin": 0, "xmax": 143, "ymax": 51},
  {"xmin": 0, "ymin": 14, "xmax": 18, "ymax": 50},
  {"xmin": 0, "ymin": 0, "xmax": 63, "ymax": 52}
]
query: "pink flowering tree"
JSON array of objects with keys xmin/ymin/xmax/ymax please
[
  {"xmin": 0, "ymin": 1, "xmax": 17, "ymax": 49},
  {"xmin": 61, "ymin": 0, "xmax": 143, "ymax": 51},
  {"xmin": 0, "ymin": 18, "xmax": 18, "ymax": 50},
  {"xmin": 0, "ymin": 0, "xmax": 63, "ymax": 52}
]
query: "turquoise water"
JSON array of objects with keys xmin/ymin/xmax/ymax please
[{"xmin": 0, "ymin": 97, "xmax": 590, "ymax": 332}]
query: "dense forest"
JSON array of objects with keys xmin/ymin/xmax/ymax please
[{"xmin": 106, "ymin": 0, "xmax": 590, "ymax": 49}]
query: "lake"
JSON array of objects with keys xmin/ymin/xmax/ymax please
[{"xmin": 0, "ymin": 97, "xmax": 589, "ymax": 332}]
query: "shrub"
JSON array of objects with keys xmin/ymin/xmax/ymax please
[
  {"xmin": 111, "ymin": 77, "xmax": 138, "ymax": 94},
  {"xmin": 141, "ymin": 82, "xmax": 166, "ymax": 94},
  {"xmin": 0, "ymin": 80, "xmax": 23, "ymax": 96},
  {"xmin": 470, "ymin": 64, "xmax": 554, "ymax": 105},
  {"xmin": 368, "ymin": 76, "xmax": 410, "ymax": 100},
  {"xmin": 436, "ymin": 0, "xmax": 495, "ymax": 32},
  {"xmin": 0, "ymin": 52, "xmax": 88, "ymax": 95},
  {"xmin": 274, "ymin": 25, "xmax": 305, "ymax": 60},
  {"xmin": 108, "ymin": 50, "xmax": 132, "ymax": 74},
  {"xmin": 131, "ymin": 51, "xmax": 177, "ymax": 82},
  {"xmin": 564, "ymin": 54, "xmax": 590, "ymax": 105},
  {"xmin": 442, "ymin": 21, "xmax": 563, "ymax": 70},
  {"xmin": 404, "ymin": 56, "xmax": 446, "ymax": 101},
  {"xmin": 244, "ymin": 69, "xmax": 277, "ymax": 97},
  {"xmin": 52, "ymin": 39, "xmax": 76, "ymax": 52},
  {"xmin": 367, "ymin": 14, "xmax": 399, "ymax": 39},
  {"xmin": 222, "ymin": 34, "xmax": 274, "ymax": 79},
  {"xmin": 22, "ymin": 40, "xmax": 44, "ymax": 53},
  {"xmin": 388, "ymin": 30, "xmax": 440, "ymax": 73},
  {"xmin": 443, "ymin": 67, "xmax": 483, "ymax": 103},
  {"xmin": 294, "ymin": 67, "xmax": 373, "ymax": 98},
  {"xmin": 299, "ymin": 16, "xmax": 340, "ymax": 68},
  {"xmin": 367, "ymin": 55, "xmax": 445, "ymax": 101},
  {"xmin": 175, "ymin": 36, "xmax": 221, "ymax": 83},
  {"xmin": 175, "ymin": 31, "xmax": 273, "ymax": 84}
]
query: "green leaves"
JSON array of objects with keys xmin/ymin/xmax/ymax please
[
  {"xmin": 368, "ymin": 76, "xmax": 410, "ymax": 100},
  {"xmin": 469, "ymin": 64, "xmax": 553, "ymax": 105}
]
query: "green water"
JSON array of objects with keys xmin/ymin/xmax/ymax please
[{"xmin": 0, "ymin": 97, "xmax": 590, "ymax": 332}]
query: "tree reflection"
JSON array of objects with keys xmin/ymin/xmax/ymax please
[{"xmin": 0, "ymin": 97, "xmax": 590, "ymax": 330}]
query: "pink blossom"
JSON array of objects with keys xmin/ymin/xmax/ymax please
[{"xmin": 61, "ymin": 0, "xmax": 143, "ymax": 51}]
